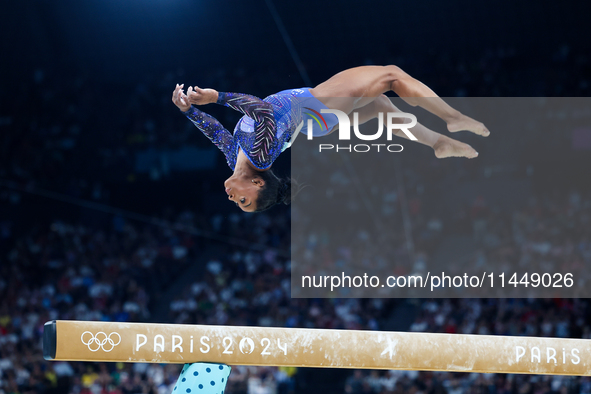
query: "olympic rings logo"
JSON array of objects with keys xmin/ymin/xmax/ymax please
[{"xmin": 81, "ymin": 331, "xmax": 121, "ymax": 352}]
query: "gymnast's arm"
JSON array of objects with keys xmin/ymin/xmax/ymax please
[
  {"xmin": 172, "ymin": 84, "xmax": 236, "ymax": 158},
  {"xmin": 187, "ymin": 86, "xmax": 277, "ymax": 163},
  {"xmin": 186, "ymin": 86, "xmax": 274, "ymax": 124}
]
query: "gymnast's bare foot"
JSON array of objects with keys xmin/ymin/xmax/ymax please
[
  {"xmin": 447, "ymin": 113, "xmax": 490, "ymax": 137},
  {"xmin": 433, "ymin": 135, "xmax": 478, "ymax": 159}
]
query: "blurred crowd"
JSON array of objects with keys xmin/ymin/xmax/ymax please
[
  {"xmin": 168, "ymin": 210, "xmax": 390, "ymax": 394},
  {"xmin": 3, "ymin": 197, "xmax": 591, "ymax": 393},
  {"xmin": 167, "ymin": 196, "xmax": 591, "ymax": 394},
  {"xmin": 291, "ymin": 125, "xmax": 591, "ymax": 297},
  {"xmin": 0, "ymin": 212, "xmax": 206, "ymax": 394}
]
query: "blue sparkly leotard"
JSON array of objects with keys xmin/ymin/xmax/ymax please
[{"xmin": 182, "ymin": 88, "xmax": 338, "ymax": 170}]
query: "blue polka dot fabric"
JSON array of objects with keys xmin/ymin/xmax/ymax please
[{"xmin": 172, "ymin": 363, "xmax": 231, "ymax": 394}]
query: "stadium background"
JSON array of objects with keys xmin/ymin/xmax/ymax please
[{"xmin": 1, "ymin": 0, "xmax": 591, "ymax": 393}]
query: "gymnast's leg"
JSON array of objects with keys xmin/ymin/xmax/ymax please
[
  {"xmin": 310, "ymin": 65, "xmax": 490, "ymax": 137},
  {"xmin": 348, "ymin": 95, "xmax": 478, "ymax": 158}
]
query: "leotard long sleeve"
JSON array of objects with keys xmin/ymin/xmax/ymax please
[
  {"xmin": 182, "ymin": 105, "xmax": 238, "ymax": 169},
  {"xmin": 182, "ymin": 90, "xmax": 304, "ymax": 170}
]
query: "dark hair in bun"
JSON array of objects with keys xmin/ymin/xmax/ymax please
[{"xmin": 254, "ymin": 169, "xmax": 301, "ymax": 212}]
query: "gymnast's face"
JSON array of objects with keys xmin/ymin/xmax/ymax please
[{"xmin": 224, "ymin": 176, "xmax": 265, "ymax": 212}]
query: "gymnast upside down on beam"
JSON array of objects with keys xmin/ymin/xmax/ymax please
[{"xmin": 172, "ymin": 65, "xmax": 490, "ymax": 212}]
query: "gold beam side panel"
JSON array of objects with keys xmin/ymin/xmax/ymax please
[{"xmin": 44, "ymin": 320, "xmax": 591, "ymax": 376}]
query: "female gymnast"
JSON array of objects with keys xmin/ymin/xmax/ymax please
[{"xmin": 172, "ymin": 65, "xmax": 489, "ymax": 212}]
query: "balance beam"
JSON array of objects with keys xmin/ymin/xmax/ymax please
[{"xmin": 43, "ymin": 320, "xmax": 591, "ymax": 376}]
